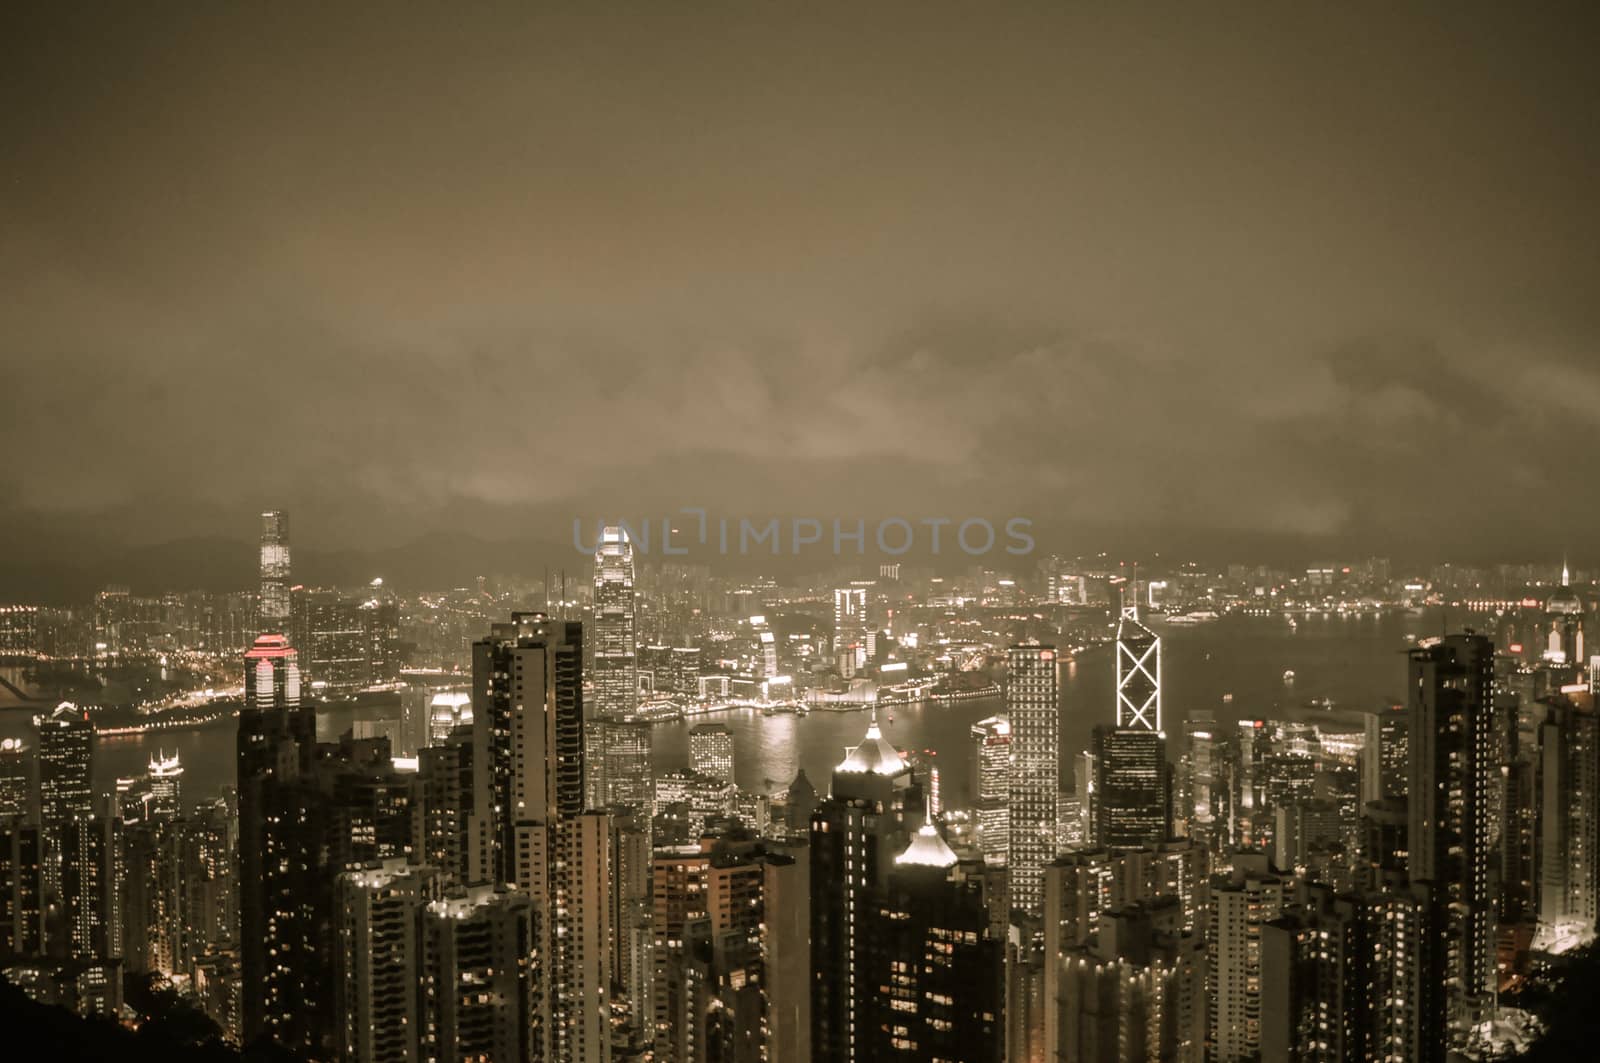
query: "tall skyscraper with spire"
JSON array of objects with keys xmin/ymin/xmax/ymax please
[
  {"xmin": 258, "ymin": 510, "xmax": 291, "ymax": 635},
  {"xmin": 592, "ymin": 526, "xmax": 638, "ymax": 722}
]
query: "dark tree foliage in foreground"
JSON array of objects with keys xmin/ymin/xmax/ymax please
[{"xmin": 0, "ymin": 975, "xmax": 304, "ymax": 1063}]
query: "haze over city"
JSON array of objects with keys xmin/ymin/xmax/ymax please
[
  {"xmin": 3, "ymin": 4, "xmax": 1600, "ymax": 1063},
  {"xmin": 5, "ymin": 2, "xmax": 1599, "ymax": 596}
]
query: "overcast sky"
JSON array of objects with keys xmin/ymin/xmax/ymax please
[{"xmin": 3, "ymin": 2, "xmax": 1597, "ymax": 580}]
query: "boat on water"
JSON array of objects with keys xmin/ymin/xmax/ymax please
[{"xmin": 1283, "ymin": 669, "xmax": 1295, "ymax": 683}]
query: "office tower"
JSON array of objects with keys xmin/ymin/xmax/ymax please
[
  {"xmin": 970, "ymin": 715, "xmax": 1011, "ymax": 867},
  {"xmin": 244, "ymin": 633, "xmax": 301, "ymax": 712},
  {"xmin": 1092, "ymin": 726, "xmax": 1171, "ymax": 848},
  {"xmin": 1052, "ymin": 897, "xmax": 1205, "ymax": 1063},
  {"xmin": 590, "ymin": 718, "xmax": 654, "ymax": 813},
  {"xmin": 427, "ymin": 689, "xmax": 472, "ymax": 745},
  {"xmin": 669, "ymin": 646, "xmax": 702, "ymax": 696},
  {"xmin": 0, "ymin": 604, "xmax": 39, "ymax": 655},
  {"xmin": 593, "ymin": 526, "xmax": 639, "ymax": 722},
  {"xmin": 811, "ymin": 709, "xmax": 918, "ymax": 1061},
  {"xmin": 146, "ymin": 751, "xmax": 182, "ymax": 818},
  {"xmin": 653, "ymin": 771, "xmax": 735, "ymax": 844},
  {"xmin": 1206, "ymin": 855, "xmax": 1285, "ymax": 1062},
  {"xmin": 1008, "ymin": 644, "xmax": 1059, "ymax": 915},
  {"xmin": 1544, "ymin": 561, "xmax": 1585, "ymax": 666},
  {"xmin": 0, "ymin": 822, "xmax": 45, "ymax": 957},
  {"xmin": 0, "ymin": 737, "xmax": 28, "ymax": 818},
  {"xmin": 1115, "ymin": 598, "xmax": 1161, "ymax": 732},
  {"xmin": 416, "ymin": 727, "xmax": 493, "ymax": 886},
  {"xmin": 334, "ymin": 860, "xmax": 441, "ymax": 1063},
  {"xmin": 834, "ymin": 586, "xmax": 868, "ymax": 668},
  {"xmin": 652, "ymin": 830, "xmax": 810, "ymax": 1063},
  {"xmin": 259, "ymin": 509, "xmax": 291, "ymax": 634},
  {"xmin": 37, "ymin": 703, "xmax": 93, "ymax": 836},
  {"xmin": 861, "ymin": 826, "xmax": 1002, "ymax": 1061},
  {"xmin": 291, "ymin": 589, "xmax": 373, "ymax": 695},
  {"xmin": 472, "ymin": 613, "xmax": 611, "ymax": 1062},
  {"xmin": 688, "ymin": 723, "xmax": 735, "ymax": 786},
  {"xmin": 420, "ymin": 883, "xmax": 542, "ymax": 1063},
  {"xmin": 1407, "ymin": 634, "xmax": 1496, "ymax": 1043},
  {"xmin": 239, "ymin": 633, "xmax": 416, "ymax": 1056},
  {"xmin": 1361, "ymin": 705, "xmax": 1409, "ymax": 805},
  {"xmin": 1535, "ymin": 693, "xmax": 1599, "ymax": 934}
]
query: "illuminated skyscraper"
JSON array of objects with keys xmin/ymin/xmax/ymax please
[
  {"xmin": 472, "ymin": 613, "xmax": 612, "ymax": 1062},
  {"xmin": 1115, "ymin": 598, "xmax": 1161, "ymax": 732},
  {"xmin": 147, "ymin": 751, "xmax": 182, "ymax": 818},
  {"xmin": 1091, "ymin": 726, "xmax": 1171, "ymax": 848},
  {"xmin": 243, "ymin": 633, "xmax": 301, "ymax": 713},
  {"xmin": 970, "ymin": 715, "xmax": 1011, "ymax": 867},
  {"xmin": 593, "ymin": 526, "xmax": 638, "ymax": 722},
  {"xmin": 811, "ymin": 709, "xmax": 918, "ymax": 1060},
  {"xmin": 1544, "ymin": 560, "xmax": 1586, "ymax": 667},
  {"xmin": 688, "ymin": 723, "xmax": 735, "ymax": 786},
  {"xmin": 862, "ymin": 826, "xmax": 1003, "ymax": 1061},
  {"xmin": 1007, "ymin": 644, "xmax": 1058, "ymax": 915},
  {"xmin": 258, "ymin": 509, "xmax": 291, "ymax": 635},
  {"xmin": 1408, "ymin": 633, "xmax": 1496, "ymax": 1048},
  {"xmin": 834, "ymin": 586, "xmax": 868, "ymax": 669},
  {"xmin": 0, "ymin": 736, "xmax": 29, "ymax": 818}
]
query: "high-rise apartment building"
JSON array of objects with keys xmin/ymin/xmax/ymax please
[
  {"xmin": 472, "ymin": 613, "xmax": 612, "ymax": 1062},
  {"xmin": 1407, "ymin": 634, "xmax": 1496, "ymax": 1045}
]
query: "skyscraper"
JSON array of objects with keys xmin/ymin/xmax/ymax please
[
  {"xmin": 1091, "ymin": 726, "xmax": 1172, "ymax": 848},
  {"xmin": 861, "ymin": 825, "xmax": 1003, "ymax": 1061},
  {"xmin": 243, "ymin": 633, "xmax": 301, "ymax": 714},
  {"xmin": 258, "ymin": 509, "xmax": 291, "ymax": 635},
  {"xmin": 0, "ymin": 737, "xmax": 29, "ymax": 819},
  {"xmin": 971, "ymin": 715, "xmax": 1012, "ymax": 867},
  {"xmin": 238, "ymin": 634, "xmax": 416, "ymax": 1056},
  {"xmin": 593, "ymin": 526, "xmax": 638, "ymax": 722},
  {"xmin": 811, "ymin": 709, "xmax": 918, "ymax": 1060},
  {"xmin": 1114, "ymin": 599, "xmax": 1161, "ymax": 732},
  {"xmin": 472, "ymin": 613, "xmax": 612, "ymax": 1062},
  {"xmin": 37, "ymin": 701, "xmax": 94, "ymax": 908},
  {"xmin": 688, "ymin": 723, "xmax": 735, "ymax": 786},
  {"xmin": 651, "ymin": 830, "xmax": 810, "ymax": 1063},
  {"xmin": 1407, "ymin": 633, "xmax": 1496, "ymax": 1047},
  {"xmin": 834, "ymin": 586, "xmax": 868, "ymax": 670},
  {"xmin": 1206, "ymin": 855, "xmax": 1285, "ymax": 1061},
  {"xmin": 1007, "ymin": 644, "xmax": 1058, "ymax": 915}
]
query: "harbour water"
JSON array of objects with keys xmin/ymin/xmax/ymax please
[{"xmin": 3, "ymin": 609, "xmax": 1450, "ymax": 812}]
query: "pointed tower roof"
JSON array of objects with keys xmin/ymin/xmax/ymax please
[
  {"xmin": 894, "ymin": 821, "xmax": 959, "ymax": 869},
  {"xmin": 835, "ymin": 708, "xmax": 909, "ymax": 777}
]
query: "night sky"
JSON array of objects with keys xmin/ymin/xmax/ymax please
[{"xmin": 4, "ymin": 3, "xmax": 1597, "ymax": 590}]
